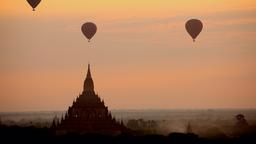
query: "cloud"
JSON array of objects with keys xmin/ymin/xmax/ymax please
[{"xmin": 93, "ymin": 7, "xmax": 256, "ymax": 34}]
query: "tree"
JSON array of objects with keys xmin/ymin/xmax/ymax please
[{"xmin": 235, "ymin": 114, "xmax": 248, "ymax": 127}]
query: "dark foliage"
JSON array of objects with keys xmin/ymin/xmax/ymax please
[{"xmin": 0, "ymin": 125, "xmax": 255, "ymax": 144}]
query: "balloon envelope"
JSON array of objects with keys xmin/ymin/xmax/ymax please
[
  {"xmin": 27, "ymin": 0, "xmax": 41, "ymax": 11},
  {"xmin": 81, "ymin": 22, "xmax": 97, "ymax": 42},
  {"xmin": 185, "ymin": 19, "xmax": 203, "ymax": 42}
]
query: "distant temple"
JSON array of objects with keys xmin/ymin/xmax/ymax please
[{"xmin": 52, "ymin": 64, "xmax": 128, "ymax": 135}]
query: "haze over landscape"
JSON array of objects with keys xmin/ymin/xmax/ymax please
[{"xmin": 1, "ymin": 0, "xmax": 256, "ymax": 112}]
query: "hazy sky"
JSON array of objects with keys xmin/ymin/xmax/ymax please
[{"xmin": 1, "ymin": 0, "xmax": 256, "ymax": 111}]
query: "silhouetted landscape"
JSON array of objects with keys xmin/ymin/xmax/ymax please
[
  {"xmin": 1, "ymin": 66, "xmax": 255, "ymax": 143},
  {"xmin": 1, "ymin": 109, "xmax": 256, "ymax": 143}
]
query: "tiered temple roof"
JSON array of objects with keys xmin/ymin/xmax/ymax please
[{"xmin": 53, "ymin": 64, "xmax": 127, "ymax": 135}]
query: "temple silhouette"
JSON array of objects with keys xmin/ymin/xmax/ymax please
[{"xmin": 52, "ymin": 64, "xmax": 128, "ymax": 135}]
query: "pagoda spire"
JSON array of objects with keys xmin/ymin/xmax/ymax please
[
  {"xmin": 83, "ymin": 64, "xmax": 94, "ymax": 93},
  {"xmin": 87, "ymin": 64, "xmax": 92, "ymax": 78}
]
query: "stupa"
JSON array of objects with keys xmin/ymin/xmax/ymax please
[{"xmin": 53, "ymin": 64, "xmax": 127, "ymax": 135}]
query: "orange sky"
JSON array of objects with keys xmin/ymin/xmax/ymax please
[{"xmin": 0, "ymin": 0, "xmax": 256, "ymax": 111}]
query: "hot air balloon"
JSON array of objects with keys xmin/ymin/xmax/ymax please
[
  {"xmin": 81, "ymin": 22, "xmax": 97, "ymax": 42},
  {"xmin": 185, "ymin": 19, "xmax": 203, "ymax": 42},
  {"xmin": 27, "ymin": 0, "xmax": 41, "ymax": 11}
]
